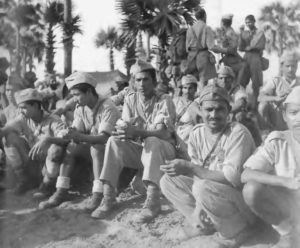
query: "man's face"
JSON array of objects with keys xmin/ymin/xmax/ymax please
[
  {"xmin": 284, "ymin": 103, "xmax": 300, "ymax": 136},
  {"xmin": 5, "ymin": 87, "xmax": 15, "ymax": 103},
  {"xmin": 182, "ymin": 83, "xmax": 197, "ymax": 100},
  {"xmin": 18, "ymin": 102, "xmax": 37, "ymax": 118},
  {"xmin": 135, "ymin": 71, "xmax": 156, "ymax": 98},
  {"xmin": 245, "ymin": 18, "xmax": 255, "ymax": 30},
  {"xmin": 70, "ymin": 88, "xmax": 89, "ymax": 106},
  {"xmin": 281, "ymin": 61, "xmax": 298, "ymax": 80},
  {"xmin": 201, "ymin": 100, "xmax": 229, "ymax": 132},
  {"xmin": 217, "ymin": 74, "xmax": 234, "ymax": 92}
]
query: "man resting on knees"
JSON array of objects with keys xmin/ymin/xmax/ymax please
[
  {"xmin": 160, "ymin": 85, "xmax": 257, "ymax": 248},
  {"xmin": 242, "ymin": 86, "xmax": 300, "ymax": 248}
]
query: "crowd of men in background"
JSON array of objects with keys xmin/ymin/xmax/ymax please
[{"xmin": 0, "ymin": 7, "xmax": 300, "ymax": 248}]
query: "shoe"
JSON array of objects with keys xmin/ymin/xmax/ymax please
[
  {"xmin": 272, "ymin": 231, "xmax": 298, "ymax": 248},
  {"xmin": 13, "ymin": 168, "xmax": 35, "ymax": 195},
  {"xmin": 215, "ymin": 224, "xmax": 258, "ymax": 248},
  {"xmin": 33, "ymin": 182, "xmax": 55, "ymax": 200},
  {"xmin": 90, "ymin": 195, "xmax": 116, "ymax": 219},
  {"xmin": 84, "ymin": 192, "xmax": 103, "ymax": 213},
  {"xmin": 134, "ymin": 194, "xmax": 161, "ymax": 223},
  {"xmin": 38, "ymin": 188, "xmax": 68, "ymax": 209}
]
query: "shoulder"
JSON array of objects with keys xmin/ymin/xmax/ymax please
[
  {"xmin": 265, "ymin": 130, "xmax": 286, "ymax": 143},
  {"xmin": 101, "ymin": 98, "xmax": 119, "ymax": 112},
  {"xmin": 192, "ymin": 123, "xmax": 205, "ymax": 132},
  {"xmin": 228, "ymin": 122, "xmax": 252, "ymax": 138}
]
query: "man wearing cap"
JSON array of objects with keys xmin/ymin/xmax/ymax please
[
  {"xmin": 215, "ymin": 65, "xmax": 262, "ymax": 146},
  {"xmin": 160, "ymin": 85, "xmax": 257, "ymax": 247},
  {"xmin": 242, "ymin": 86, "xmax": 300, "ymax": 247},
  {"xmin": 258, "ymin": 51, "xmax": 300, "ymax": 131},
  {"xmin": 173, "ymin": 74, "xmax": 201, "ymax": 144},
  {"xmin": 239, "ymin": 14, "xmax": 266, "ymax": 108},
  {"xmin": 185, "ymin": 8, "xmax": 217, "ymax": 89},
  {"xmin": 213, "ymin": 14, "xmax": 247, "ymax": 87},
  {"xmin": 91, "ymin": 60, "xmax": 177, "ymax": 222},
  {"xmin": 0, "ymin": 88, "xmax": 68, "ymax": 195},
  {"xmin": 39, "ymin": 71, "xmax": 120, "ymax": 210}
]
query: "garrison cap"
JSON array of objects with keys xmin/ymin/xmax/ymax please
[
  {"xmin": 217, "ymin": 65, "xmax": 235, "ymax": 78},
  {"xmin": 283, "ymin": 86, "xmax": 300, "ymax": 106},
  {"xmin": 280, "ymin": 51, "xmax": 299, "ymax": 64},
  {"xmin": 15, "ymin": 88, "xmax": 42, "ymax": 105},
  {"xmin": 65, "ymin": 71, "xmax": 97, "ymax": 89},
  {"xmin": 130, "ymin": 59, "xmax": 155, "ymax": 76},
  {"xmin": 181, "ymin": 74, "xmax": 198, "ymax": 87},
  {"xmin": 198, "ymin": 85, "xmax": 230, "ymax": 104},
  {"xmin": 222, "ymin": 14, "xmax": 233, "ymax": 20}
]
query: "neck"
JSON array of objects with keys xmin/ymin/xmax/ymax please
[
  {"xmin": 31, "ymin": 110, "xmax": 43, "ymax": 123},
  {"xmin": 285, "ymin": 75, "xmax": 296, "ymax": 83},
  {"xmin": 140, "ymin": 92, "xmax": 155, "ymax": 102},
  {"xmin": 87, "ymin": 94, "xmax": 99, "ymax": 109},
  {"xmin": 206, "ymin": 124, "xmax": 227, "ymax": 135}
]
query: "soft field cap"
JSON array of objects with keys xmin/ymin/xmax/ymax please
[
  {"xmin": 181, "ymin": 74, "xmax": 198, "ymax": 86},
  {"xmin": 130, "ymin": 59, "xmax": 155, "ymax": 76},
  {"xmin": 198, "ymin": 85, "xmax": 230, "ymax": 104},
  {"xmin": 280, "ymin": 51, "xmax": 299, "ymax": 64},
  {"xmin": 15, "ymin": 88, "xmax": 42, "ymax": 105},
  {"xmin": 65, "ymin": 71, "xmax": 98, "ymax": 89},
  {"xmin": 283, "ymin": 86, "xmax": 300, "ymax": 105},
  {"xmin": 222, "ymin": 14, "xmax": 233, "ymax": 20},
  {"xmin": 217, "ymin": 65, "xmax": 235, "ymax": 78}
]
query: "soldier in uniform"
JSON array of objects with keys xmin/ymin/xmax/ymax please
[
  {"xmin": 160, "ymin": 86, "xmax": 257, "ymax": 247},
  {"xmin": 173, "ymin": 74, "xmax": 201, "ymax": 144},
  {"xmin": 258, "ymin": 51, "xmax": 300, "ymax": 131},
  {"xmin": 0, "ymin": 88, "xmax": 68, "ymax": 195},
  {"xmin": 242, "ymin": 86, "xmax": 300, "ymax": 248},
  {"xmin": 91, "ymin": 60, "xmax": 177, "ymax": 222},
  {"xmin": 185, "ymin": 8, "xmax": 217, "ymax": 90},
  {"xmin": 39, "ymin": 72, "xmax": 120, "ymax": 211},
  {"xmin": 239, "ymin": 15, "xmax": 266, "ymax": 108}
]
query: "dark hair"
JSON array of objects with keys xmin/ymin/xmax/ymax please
[
  {"xmin": 70, "ymin": 83, "xmax": 97, "ymax": 96},
  {"xmin": 222, "ymin": 18, "xmax": 232, "ymax": 27},
  {"xmin": 195, "ymin": 8, "xmax": 206, "ymax": 21},
  {"xmin": 135, "ymin": 69, "xmax": 157, "ymax": 86},
  {"xmin": 245, "ymin": 15, "xmax": 255, "ymax": 22},
  {"xmin": 25, "ymin": 100, "xmax": 42, "ymax": 109}
]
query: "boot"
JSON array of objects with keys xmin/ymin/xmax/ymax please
[
  {"xmin": 38, "ymin": 188, "xmax": 68, "ymax": 209},
  {"xmin": 134, "ymin": 185, "xmax": 161, "ymax": 223},
  {"xmin": 84, "ymin": 192, "xmax": 103, "ymax": 213},
  {"xmin": 91, "ymin": 184, "xmax": 116, "ymax": 219},
  {"xmin": 33, "ymin": 181, "xmax": 56, "ymax": 200},
  {"xmin": 13, "ymin": 167, "xmax": 34, "ymax": 195}
]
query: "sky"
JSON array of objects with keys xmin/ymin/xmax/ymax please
[{"xmin": 34, "ymin": 0, "xmax": 294, "ymax": 77}]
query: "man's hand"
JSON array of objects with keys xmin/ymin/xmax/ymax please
[
  {"xmin": 29, "ymin": 136, "xmax": 50, "ymax": 160},
  {"xmin": 160, "ymin": 159, "xmax": 191, "ymax": 177},
  {"xmin": 283, "ymin": 177, "xmax": 300, "ymax": 190},
  {"xmin": 275, "ymin": 95, "xmax": 287, "ymax": 104},
  {"xmin": 65, "ymin": 128, "xmax": 84, "ymax": 143},
  {"xmin": 113, "ymin": 123, "xmax": 138, "ymax": 140}
]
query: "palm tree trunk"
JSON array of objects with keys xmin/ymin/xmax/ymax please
[
  {"xmin": 110, "ymin": 45, "xmax": 114, "ymax": 71},
  {"xmin": 146, "ymin": 32, "xmax": 151, "ymax": 61},
  {"xmin": 16, "ymin": 25, "xmax": 21, "ymax": 75},
  {"xmin": 46, "ymin": 23, "xmax": 55, "ymax": 74},
  {"xmin": 63, "ymin": 0, "xmax": 72, "ymax": 77}
]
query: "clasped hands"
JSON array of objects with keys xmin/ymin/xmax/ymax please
[{"xmin": 160, "ymin": 159, "xmax": 191, "ymax": 177}]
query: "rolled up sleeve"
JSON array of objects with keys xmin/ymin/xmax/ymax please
[{"xmin": 97, "ymin": 104, "xmax": 120, "ymax": 135}]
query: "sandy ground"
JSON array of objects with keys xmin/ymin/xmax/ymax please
[{"xmin": 0, "ymin": 185, "xmax": 280, "ymax": 248}]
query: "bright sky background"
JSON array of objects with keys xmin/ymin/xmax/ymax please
[{"xmin": 33, "ymin": 0, "xmax": 295, "ymax": 78}]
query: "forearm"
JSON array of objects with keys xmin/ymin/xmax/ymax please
[
  {"xmin": 241, "ymin": 168, "xmax": 287, "ymax": 187},
  {"xmin": 258, "ymin": 93, "xmax": 278, "ymax": 103},
  {"xmin": 189, "ymin": 162, "xmax": 231, "ymax": 185},
  {"xmin": 134, "ymin": 128, "xmax": 170, "ymax": 140},
  {"xmin": 47, "ymin": 136, "xmax": 70, "ymax": 146},
  {"xmin": 78, "ymin": 133, "xmax": 109, "ymax": 144}
]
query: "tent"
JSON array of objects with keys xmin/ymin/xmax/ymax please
[{"xmin": 88, "ymin": 70, "xmax": 127, "ymax": 97}]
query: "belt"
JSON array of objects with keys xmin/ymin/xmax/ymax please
[{"xmin": 188, "ymin": 47, "xmax": 208, "ymax": 52}]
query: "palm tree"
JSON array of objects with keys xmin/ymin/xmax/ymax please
[
  {"xmin": 95, "ymin": 26, "xmax": 121, "ymax": 71},
  {"xmin": 61, "ymin": 0, "xmax": 82, "ymax": 77},
  {"xmin": 44, "ymin": 0, "xmax": 64, "ymax": 74},
  {"xmin": 116, "ymin": 0, "xmax": 200, "ymax": 71},
  {"xmin": 259, "ymin": 1, "xmax": 300, "ymax": 57}
]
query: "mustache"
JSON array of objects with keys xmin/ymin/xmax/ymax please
[{"xmin": 208, "ymin": 118, "xmax": 221, "ymax": 122}]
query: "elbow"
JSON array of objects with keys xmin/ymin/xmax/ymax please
[{"xmin": 241, "ymin": 168, "xmax": 251, "ymax": 184}]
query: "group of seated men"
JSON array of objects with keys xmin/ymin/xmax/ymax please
[{"xmin": 0, "ymin": 52, "xmax": 300, "ymax": 248}]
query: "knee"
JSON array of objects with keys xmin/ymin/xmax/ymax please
[
  {"xmin": 4, "ymin": 132, "xmax": 20, "ymax": 147},
  {"xmin": 47, "ymin": 145, "xmax": 65, "ymax": 163},
  {"xmin": 192, "ymin": 179, "xmax": 210, "ymax": 201},
  {"xmin": 160, "ymin": 174, "xmax": 172, "ymax": 195},
  {"xmin": 242, "ymin": 181, "xmax": 264, "ymax": 207},
  {"xmin": 144, "ymin": 136, "xmax": 161, "ymax": 150},
  {"xmin": 90, "ymin": 144, "xmax": 105, "ymax": 160}
]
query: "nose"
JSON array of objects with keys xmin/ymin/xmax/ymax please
[{"xmin": 211, "ymin": 109, "xmax": 217, "ymax": 118}]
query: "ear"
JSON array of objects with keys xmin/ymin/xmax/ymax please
[{"xmin": 282, "ymin": 108, "xmax": 287, "ymax": 124}]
